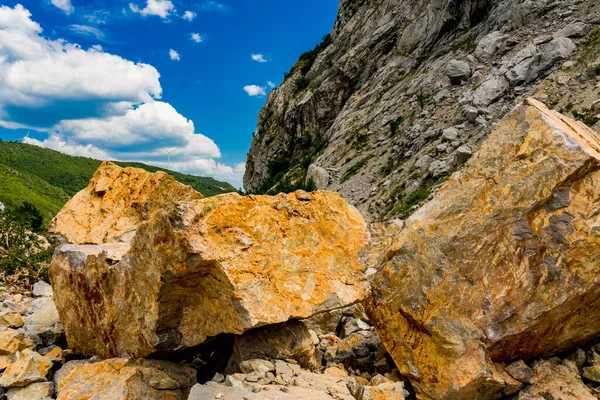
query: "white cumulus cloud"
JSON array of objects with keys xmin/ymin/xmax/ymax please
[
  {"xmin": 169, "ymin": 49, "xmax": 180, "ymax": 61},
  {"xmin": 243, "ymin": 85, "xmax": 266, "ymax": 97},
  {"xmin": 251, "ymin": 53, "xmax": 267, "ymax": 63},
  {"xmin": 182, "ymin": 10, "xmax": 196, "ymax": 21},
  {"xmin": 50, "ymin": 0, "xmax": 74, "ymax": 15},
  {"xmin": 267, "ymin": 81, "xmax": 276, "ymax": 88},
  {"xmin": 0, "ymin": 5, "xmax": 161, "ymax": 130},
  {"xmin": 129, "ymin": 0, "xmax": 174, "ymax": 18},
  {"xmin": 190, "ymin": 33, "xmax": 204, "ymax": 43},
  {"xmin": 0, "ymin": 5, "xmax": 244, "ymax": 187},
  {"xmin": 55, "ymin": 101, "xmax": 220, "ymax": 158}
]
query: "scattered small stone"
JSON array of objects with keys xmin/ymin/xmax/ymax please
[
  {"xmin": 32, "ymin": 282, "xmax": 52, "ymax": 298},
  {"xmin": 505, "ymin": 360, "xmax": 535, "ymax": 384}
]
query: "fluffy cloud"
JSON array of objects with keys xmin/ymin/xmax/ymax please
[
  {"xmin": 190, "ymin": 33, "xmax": 204, "ymax": 43},
  {"xmin": 243, "ymin": 85, "xmax": 266, "ymax": 97},
  {"xmin": 0, "ymin": 5, "xmax": 244, "ymax": 187},
  {"xmin": 251, "ymin": 54, "xmax": 267, "ymax": 63},
  {"xmin": 129, "ymin": 0, "xmax": 174, "ymax": 18},
  {"xmin": 267, "ymin": 81, "xmax": 276, "ymax": 88},
  {"xmin": 182, "ymin": 11, "xmax": 196, "ymax": 21},
  {"xmin": 50, "ymin": 0, "xmax": 74, "ymax": 15},
  {"xmin": 169, "ymin": 49, "xmax": 180, "ymax": 61},
  {"xmin": 55, "ymin": 101, "xmax": 220, "ymax": 158}
]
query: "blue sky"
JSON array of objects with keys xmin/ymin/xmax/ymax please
[{"xmin": 0, "ymin": 0, "xmax": 338, "ymax": 187}]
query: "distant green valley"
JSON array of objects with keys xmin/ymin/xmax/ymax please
[{"xmin": 0, "ymin": 141, "xmax": 237, "ymax": 227}]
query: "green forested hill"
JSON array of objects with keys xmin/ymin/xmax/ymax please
[
  {"xmin": 0, "ymin": 141, "xmax": 237, "ymax": 225},
  {"xmin": 0, "ymin": 162, "xmax": 70, "ymax": 221}
]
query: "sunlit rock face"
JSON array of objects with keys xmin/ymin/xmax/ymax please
[
  {"xmin": 49, "ymin": 161, "xmax": 203, "ymax": 245},
  {"xmin": 368, "ymin": 99, "xmax": 600, "ymax": 399},
  {"xmin": 50, "ymin": 163, "xmax": 370, "ymax": 359}
]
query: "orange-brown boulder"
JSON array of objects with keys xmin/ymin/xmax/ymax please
[
  {"xmin": 50, "ymin": 189, "xmax": 369, "ymax": 358},
  {"xmin": 49, "ymin": 161, "xmax": 203, "ymax": 245},
  {"xmin": 368, "ymin": 98, "xmax": 600, "ymax": 399}
]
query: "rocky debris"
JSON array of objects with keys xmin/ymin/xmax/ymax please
[
  {"xmin": 0, "ymin": 331, "xmax": 35, "ymax": 371},
  {"xmin": 516, "ymin": 360, "xmax": 595, "ymax": 399},
  {"xmin": 49, "ymin": 161, "xmax": 203, "ymax": 245},
  {"xmin": 54, "ymin": 358, "xmax": 196, "ymax": 400},
  {"xmin": 23, "ymin": 297, "xmax": 62, "ymax": 347},
  {"xmin": 226, "ymin": 320, "xmax": 320, "ymax": 373},
  {"xmin": 5, "ymin": 382, "xmax": 53, "ymax": 400},
  {"xmin": 189, "ymin": 359, "xmax": 408, "ymax": 400},
  {"xmin": 0, "ymin": 349, "xmax": 52, "ymax": 388},
  {"xmin": 322, "ymin": 330, "xmax": 386, "ymax": 375},
  {"xmin": 368, "ymin": 99, "xmax": 600, "ymax": 399},
  {"xmin": 50, "ymin": 164, "xmax": 370, "ymax": 359},
  {"xmin": 0, "ymin": 314, "xmax": 24, "ymax": 330}
]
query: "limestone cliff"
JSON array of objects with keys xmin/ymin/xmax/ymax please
[{"xmin": 244, "ymin": 0, "xmax": 600, "ymax": 221}]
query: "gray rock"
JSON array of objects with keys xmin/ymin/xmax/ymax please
[
  {"xmin": 505, "ymin": 44, "xmax": 541, "ymax": 84},
  {"xmin": 32, "ymin": 282, "xmax": 52, "ymax": 298},
  {"xmin": 341, "ymin": 318, "xmax": 371, "ymax": 338},
  {"xmin": 452, "ymin": 145, "xmax": 473, "ymax": 166},
  {"xmin": 475, "ymin": 31, "xmax": 510, "ymax": 62},
  {"xmin": 301, "ymin": 309, "xmax": 343, "ymax": 335},
  {"xmin": 428, "ymin": 160, "xmax": 449, "ymax": 178},
  {"xmin": 473, "ymin": 75, "xmax": 509, "ymax": 106},
  {"xmin": 23, "ymin": 297, "xmax": 63, "ymax": 346},
  {"xmin": 554, "ymin": 22, "xmax": 588, "ymax": 38},
  {"xmin": 306, "ymin": 164, "xmax": 329, "ymax": 190},
  {"xmin": 458, "ymin": 105, "xmax": 480, "ymax": 123},
  {"xmin": 446, "ymin": 60, "xmax": 472, "ymax": 84},
  {"xmin": 540, "ymin": 37, "xmax": 576, "ymax": 72},
  {"xmin": 442, "ymin": 128, "xmax": 459, "ymax": 141}
]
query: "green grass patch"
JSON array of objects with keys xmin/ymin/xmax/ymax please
[{"xmin": 341, "ymin": 155, "xmax": 374, "ymax": 183}]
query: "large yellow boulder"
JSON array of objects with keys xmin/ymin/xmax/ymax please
[
  {"xmin": 50, "ymin": 189, "xmax": 369, "ymax": 358},
  {"xmin": 49, "ymin": 161, "xmax": 203, "ymax": 245},
  {"xmin": 368, "ymin": 98, "xmax": 600, "ymax": 399}
]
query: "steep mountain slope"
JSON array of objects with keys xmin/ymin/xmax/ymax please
[
  {"xmin": 244, "ymin": 0, "xmax": 600, "ymax": 221},
  {"xmin": 0, "ymin": 141, "xmax": 237, "ymax": 198}
]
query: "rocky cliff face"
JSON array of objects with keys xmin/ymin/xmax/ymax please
[{"xmin": 244, "ymin": 0, "xmax": 600, "ymax": 221}]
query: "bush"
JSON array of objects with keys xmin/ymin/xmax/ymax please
[
  {"xmin": 284, "ymin": 34, "xmax": 332, "ymax": 80},
  {"xmin": 0, "ymin": 212, "xmax": 53, "ymax": 284},
  {"xmin": 13, "ymin": 201, "xmax": 44, "ymax": 232},
  {"xmin": 389, "ymin": 116, "xmax": 405, "ymax": 136},
  {"xmin": 295, "ymin": 76, "xmax": 310, "ymax": 93}
]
